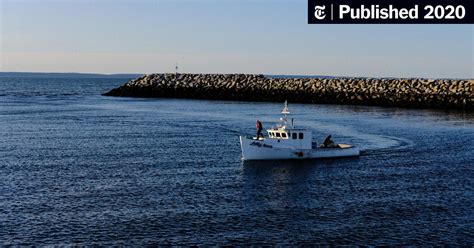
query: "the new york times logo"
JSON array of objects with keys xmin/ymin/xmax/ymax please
[
  {"xmin": 314, "ymin": 5, "xmax": 326, "ymax": 20},
  {"xmin": 308, "ymin": 0, "xmax": 474, "ymax": 24}
]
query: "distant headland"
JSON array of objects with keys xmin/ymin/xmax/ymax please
[
  {"xmin": 0, "ymin": 72, "xmax": 143, "ymax": 79},
  {"xmin": 103, "ymin": 73, "xmax": 473, "ymax": 110}
]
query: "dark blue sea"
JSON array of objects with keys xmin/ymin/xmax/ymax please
[{"xmin": 0, "ymin": 77, "xmax": 473, "ymax": 246}]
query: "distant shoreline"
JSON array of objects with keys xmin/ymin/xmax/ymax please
[
  {"xmin": 0, "ymin": 72, "xmax": 144, "ymax": 79},
  {"xmin": 1, "ymin": 72, "xmax": 471, "ymax": 80}
]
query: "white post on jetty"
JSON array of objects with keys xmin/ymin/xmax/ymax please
[{"xmin": 175, "ymin": 62, "xmax": 178, "ymax": 81}]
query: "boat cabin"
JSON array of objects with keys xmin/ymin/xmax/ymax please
[
  {"xmin": 267, "ymin": 129, "xmax": 307, "ymax": 140},
  {"xmin": 260, "ymin": 101, "xmax": 312, "ymax": 150},
  {"xmin": 265, "ymin": 127, "xmax": 312, "ymax": 150}
]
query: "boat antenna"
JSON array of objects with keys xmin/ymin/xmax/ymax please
[
  {"xmin": 282, "ymin": 100, "xmax": 290, "ymax": 115},
  {"xmin": 281, "ymin": 100, "xmax": 290, "ymax": 126}
]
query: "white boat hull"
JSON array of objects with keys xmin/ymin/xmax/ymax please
[{"xmin": 239, "ymin": 136, "xmax": 360, "ymax": 161}]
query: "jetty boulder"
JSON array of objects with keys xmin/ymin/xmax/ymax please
[{"xmin": 103, "ymin": 73, "xmax": 473, "ymax": 110}]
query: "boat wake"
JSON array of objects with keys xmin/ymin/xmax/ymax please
[{"xmin": 294, "ymin": 120, "xmax": 415, "ymax": 153}]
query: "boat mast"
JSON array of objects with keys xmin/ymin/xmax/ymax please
[{"xmin": 281, "ymin": 100, "xmax": 290, "ymax": 128}]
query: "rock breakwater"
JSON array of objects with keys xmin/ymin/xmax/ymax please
[{"xmin": 103, "ymin": 74, "xmax": 473, "ymax": 110}]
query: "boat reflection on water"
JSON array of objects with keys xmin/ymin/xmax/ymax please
[{"xmin": 239, "ymin": 157, "xmax": 361, "ymax": 211}]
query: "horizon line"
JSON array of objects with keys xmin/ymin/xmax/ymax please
[{"xmin": 0, "ymin": 71, "xmax": 472, "ymax": 80}]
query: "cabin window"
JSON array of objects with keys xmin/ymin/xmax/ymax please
[
  {"xmin": 282, "ymin": 133, "xmax": 287, "ymax": 138},
  {"xmin": 276, "ymin": 133, "xmax": 281, "ymax": 138},
  {"xmin": 292, "ymin": 133, "xmax": 297, "ymax": 139},
  {"xmin": 299, "ymin": 133, "xmax": 304, "ymax": 139}
]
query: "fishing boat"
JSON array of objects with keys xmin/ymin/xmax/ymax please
[{"xmin": 239, "ymin": 101, "xmax": 360, "ymax": 160}]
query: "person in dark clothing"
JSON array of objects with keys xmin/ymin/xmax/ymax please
[
  {"xmin": 323, "ymin": 135, "xmax": 335, "ymax": 147},
  {"xmin": 256, "ymin": 120, "xmax": 264, "ymax": 139}
]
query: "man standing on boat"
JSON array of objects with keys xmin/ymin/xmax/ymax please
[{"xmin": 256, "ymin": 119, "xmax": 263, "ymax": 139}]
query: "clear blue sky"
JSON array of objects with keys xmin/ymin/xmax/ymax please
[{"xmin": 1, "ymin": 0, "xmax": 473, "ymax": 78}]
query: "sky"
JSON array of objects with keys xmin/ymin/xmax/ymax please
[{"xmin": 0, "ymin": 0, "xmax": 473, "ymax": 78}]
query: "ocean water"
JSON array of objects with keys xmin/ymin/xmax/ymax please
[{"xmin": 0, "ymin": 77, "xmax": 473, "ymax": 246}]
